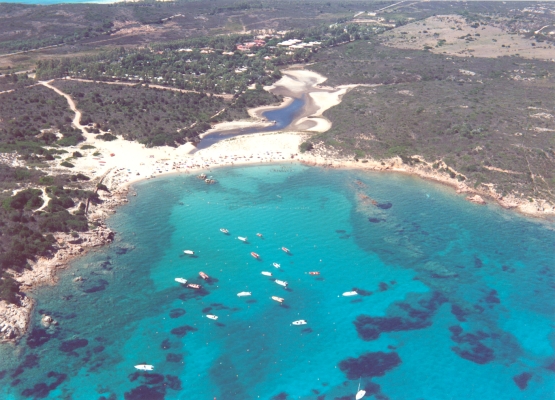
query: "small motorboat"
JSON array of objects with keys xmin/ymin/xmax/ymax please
[
  {"xmin": 272, "ymin": 262, "xmax": 281, "ymax": 268},
  {"xmin": 220, "ymin": 228, "xmax": 229, "ymax": 234},
  {"xmin": 175, "ymin": 278, "xmax": 187, "ymax": 284},
  {"xmin": 206, "ymin": 314, "xmax": 218, "ymax": 320},
  {"xmin": 271, "ymin": 296, "xmax": 284, "ymax": 303},
  {"xmin": 308, "ymin": 271, "xmax": 320, "ymax": 275},
  {"xmin": 187, "ymin": 283, "xmax": 201, "ymax": 289},
  {"xmin": 261, "ymin": 271, "xmax": 272, "ymax": 277},
  {"xmin": 342, "ymin": 291, "xmax": 358, "ymax": 296},
  {"xmin": 199, "ymin": 272, "xmax": 209, "ymax": 280},
  {"xmin": 256, "ymin": 233, "xmax": 263, "ymax": 237},
  {"xmin": 281, "ymin": 247, "xmax": 290, "ymax": 254},
  {"xmin": 251, "ymin": 252, "xmax": 260, "ymax": 259},
  {"xmin": 356, "ymin": 379, "xmax": 366, "ymax": 399},
  {"xmin": 183, "ymin": 250, "xmax": 195, "ymax": 255},
  {"xmin": 275, "ymin": 279, "xmax": 288, "ymax": 287},
  {"xmin": 237, "ymin": 292, "xmax": 252, "ymax": 297},
  {"xmin": 134, "ymin": 364, "xmax": 154, "ymax": 371},
  {"xmin": 292, "ymin": 320, "xmax": 307, "ymax": 325},
  {"xmin": 238, "ymin": 236, "xmax": 248, "ymax": 242}
]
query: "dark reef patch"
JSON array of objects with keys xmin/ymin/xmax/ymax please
[
  {"xmin": 0, "ymin": 370, "xmax": 5, "ymax": 380},
  {"xmin": 166, "ymin": 375, "xmax": 182, "ymax": 391},
  {"xmin": 474, "ymin": 256, "xmax": 483, "ymax": 269},
  {"xmin": 271, "ymin": 392, "xmax": 288, "ymax": 400},
  {"xmin": 484, "ymin": 290, "xmax": 500, "ymax": 304},
  {"xmin": 160, "ymin": 339, "xmax": 171, "ymax": 350},
  {"xmin": 378, "ymin": 282, "xmax": 389, "ymax": 292},
  {"xmin": 60, "ymin": 338, "xmax": 88, "ymax": 353},
  {"xmin": 20, "ymin": 371, "xmax": 66, "ymax": 399},
  {"xmin": 450, "ymin": 304, "xmax": 468, "ymax": 322},
  {"xmin": 368, "ymin": 218, "xmax": 383, "ymax": 223},
  {"xmin": 169, "ymin": 308, "xmax": 186, "ymax": 319},
  {"xmin": 376, "ymin": 202, "xmax": 392, "ymax": 210},
  {"xmin": 201, "ymin": 307, "xmax": 213, "ymax": 313},
  {"xmin": 166, "ymin": 353, "xmax": 183, "ymax": 363},
  {"xmin": 513, "ymin": 372, "xmax": 532, "ymax": 390},
  {"xmin": 449, "ymin": 326, "xmax": 495, "ymax": 364},
  {"xmin": 170, "ymin": 325, "xmax": 197, "ymax": 338},
  {"xmin": 26, "ymin": 328, "xmax": 52, "ymax": 349},
  {"xmin": 11, "ymin": 354, "xmax": 39, "ymax": 378},
  {"xmin": 354, "ymin": 292, "xmax": 447, "ymax": 340},
  {"xmin": 355, "ymin": 288, "xmax": 372, "ymax": 296},
  {"xmin": 124, "ymin": 385, "xmax": 165, "ymax": 400},
  {"xmin": 338, "ymin": 351, "xmax": 401, "ymax": 379},
  {"xmin": 81, "ymin": 278, "xmax": 109, "ymax": 293},
  {"xmin": 92, "ymin": 345, "xmax": 105, "ymax": 354}
]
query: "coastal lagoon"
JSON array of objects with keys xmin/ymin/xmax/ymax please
[
  {"xmin": 195, "ymin": 97, "xmax": 306, "ymax": 150},
  {"xmin": 0, "ymin": 164, "xmax": 554, "ymax": 399}
]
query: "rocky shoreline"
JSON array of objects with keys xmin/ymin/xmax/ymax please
[{"xmin": 0, "ymin": 187, "xmax": 129, "ymax": 343}]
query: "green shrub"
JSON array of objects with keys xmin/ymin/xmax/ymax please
[
  {"xmin": 300, "ymin": 141, "xmax": 314, "ymax": 152},
  {"xmin": 60, "ymin": 161, "xmax": 74, "ymax": 168},
  {"xmin": 97, "ymin": 133, "xmax": 117, "ymax": 141}
]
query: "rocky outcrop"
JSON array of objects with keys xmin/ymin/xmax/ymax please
[
  {"xmin": 466, "ymin": 194, "xmax": 486, "ymax": 205},
  {"xmin": 0, "ymin": 188, "xmax": 128, "ymax": 343}
]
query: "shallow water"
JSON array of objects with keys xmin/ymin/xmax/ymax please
[
  {"xmin": 195, "ymin": 97, "xmax": 305, "ymax": 150},
  {"xmin": 0, "ymin": 164, "xmax": 554, "ymax": 399}
]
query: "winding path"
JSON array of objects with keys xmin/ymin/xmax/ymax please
[{"xmin": 39, "ymin": 80, "xmax": 87, "ymax": 135}]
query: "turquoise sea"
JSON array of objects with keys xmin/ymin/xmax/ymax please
[{"xmin": 0, "ymin": 164, "xmax": 554, "ymax": 399}]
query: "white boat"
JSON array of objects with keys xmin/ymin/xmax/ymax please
[
  {"xmin": 275, "ymin": 279, "xmax": 288, "ymax": 287},
  {"xmin": 220, "ymin": 228, "xmax": 229, "ymax": 234},
  {"xmin": 256, "ymin": 233, "xmax": 263, "ymax": 237},
  {"xmin": 134, "ymin": 364, "xmax": 154, "ymax": 371},
  {"xmin": 206, "ymin": 314, "xmax": 218, "ymax": 320},
  {"xmin": 174, "ymin": 278, "xmax": 187, "ymax": 284},
  {"xmin": 271, "ymin": 296, "xmax": 284, "ymax": 303},
  {"xmin": 356, "ymin": 379, "xmax": 366, "ymax": 399},
  {"xmin": 272, "ymin": 262, "xmax": 281, "ymax": 268},
  {"xmin": 238, "ymin": 236, "xmax": 248, "ymax": 242},
  {"xmin": 237, "ymin": 292, "xmax": 252, "ymax": 297},
  {"xmin": 183, "ymin": 250, "xmax": 194, "ymax": 255},
  {"xmin": 281, "ymin": 247, "xmax": 290, "ymax": 254},
  {"xmin": 343, "ymin": 291, "xmax": 358, "ymax": 297},
  {"xmin": 261, "ymin": 271, "xmax": 272, "ymax": 277},
  {"xmin": 292, "ymin": 320, "xmax": 307, "ymax": 325}
]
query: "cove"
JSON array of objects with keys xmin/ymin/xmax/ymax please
[
  {"xmin": 195, "ymin": 96, "xmax": 306, "ymax": 150},
  {"xmin": 0, "ymin": 164, "xmax": 553, "ymax": 399}
]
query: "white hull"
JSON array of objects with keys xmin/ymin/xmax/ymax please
[
  {"xmin": 261, "ymin": 271, "xmax": 272, "ymax": 276},
  {"xmin": 183, "ymin": 250, "xmax": 194, "ymax": 255},
  {"xmin": 174, "ymin": 278, "xmax": 187, "ymax": 284},
  {"xmin": 272, "ymin": 263, "xmax": 281, "ymax": 268},
  {"xmin": 238, "ymin": 236, "xmax": 248, "ymax": 242},
  {"xmin": 206, "ymin": 315, "xmax": 218, "ymax": 320},
  {"xmin": 237, "ymin": 292, "xmax": 252, "ymax": 297},
  {"xmin": 356, "ymin": 389, "xmax": 366, "ymax": 399},
  {"xmin": 343, "ymin": 291, "xmax": 358, "ymax": 296},
  {"xmin": 275, "ymin": 280, "xmax": 288, "ymax": 287},
  {"xmin": 271, "ymin": 296, "xmax": 284, "ymax": 303},
  {"xmin": 134, "ymin": 364, "xmax": 154, "ymax": 371},
  {"xmin": 292, "ymin": 320, "xmax": 307, "ymax": 325}
]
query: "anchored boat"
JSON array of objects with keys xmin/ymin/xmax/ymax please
[
  {"xmin": 275, "ymin": 279, "xmax": 288, "ymax": 287},
  {"xmin": 183, "ymin": 250, "xmax": 195, "ymax": 255},
  {"xmin": 272, "ymin": 262, "xmax": 281, "ymax": 268},
  {"xmin": 251, "ymin": 252, "xmax": 260, "ymax": 259},
  {"xmin": 281, "ymin": 247, "xmax": 290, "ymax": 254},
  {"xmin": 256, "ymin": 233, "xmax": 263, "ymax": 237},
  {"xmin": 187, "ymin": 283, "xmax": 201, "ymax": 289},
  {"xmin": 220, "ymin": 228, "xmax": 229, "ymax": 234},
  {"xmin": 292, "ymin": 320, "xmax": 307, "ymax": 325},
  {"xmin": 238, "ymin": 236, "xmax": 248, "ymax": 242},
  {"xmin": 308, "ymin": 271, "xmax": 320, "ymax": 275},
  {"xmin": 271, "ymin": 296, "xmax": 284, "ymax": 303},
  {"xmin": 342, "ymin": 291, "xmax": 358, "ymax": 296},
  {"xmin": 261, "ymin": 271, "xmax": 272, "ymax": 277},
  {"xmin": 237, "ymin": 292, "xmax": 252, "ymax": 297},
  {"xmin": 134, "ymin": 364, "xmax": 154, "ymax": 371},
  {"xmin": 199, "ymin": 272, "xmax": 209, "ymax": 280},
  {"xmin": 174, "ymin": 278, "xmax": 187, "ymax": 284},
  {"xmin": 206, "ymin": 315, "xmax": 218, "ymax": 320}
]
